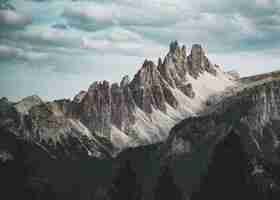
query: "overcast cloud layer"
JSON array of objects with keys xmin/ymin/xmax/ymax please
[{"xmin": 1, "ymin": 0, "xmax": 280, "ymax": 101}]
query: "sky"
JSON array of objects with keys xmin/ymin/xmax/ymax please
[{"xmin": 0, "ymin": 0, "xmax": 280, "ymax": 101}]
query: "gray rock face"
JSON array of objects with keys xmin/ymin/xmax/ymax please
[
  {"xmin": 110, "ymin": 82, "xmax": 135, "ymax": 134},
  {"xmin": 14, "ymin": 95, "xmax": 43, "ymax": 115},
  {"xmin": 80, "ymin": 81, "xmax": 112, "ymax": 138},
  {"xmin": 178, "ymin": 83, "xmax": 195, "ymax": 98},
  {"xmin": 188, "ymin": 44, "xmax": 217, "ymax": 78},
  {"xmin": 73, "ymin": 90, "xmax": 87, "ymax": 103},
  {"xmin": 120, "ymin": 75, "xmax": 130, "ymax": 88},
  {"xmin": 129, "ymin": 59, "xmax": 175, "ymax": 113},
  {"xmin": 159, "ymin": 41, "xmax": 188, "ymax": 88},
  {"xmin": 167, "ymin": 73, "xmax": 280, "ymax": 158},
  {"xmin": 162, "ymin": 72, "xmax": 280, "ymax": 199}
]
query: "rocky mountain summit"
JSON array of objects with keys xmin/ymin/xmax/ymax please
[{"xmin": 0, "ymin": 41, "xmax": 234, "ymax": 158}]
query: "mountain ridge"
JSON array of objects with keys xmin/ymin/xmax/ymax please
[
  {"xmin": 0, "ymin": 41, "xmax": 235, "ymax": 158},
  {"xmin": 1, "ymin": 41, "xmax": 280, "ymax": 200}
]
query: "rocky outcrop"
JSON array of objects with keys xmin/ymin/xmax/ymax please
[
  {"xmin": 158, "ymin": 41, "xmax": 188, "ymax": 89},
  {"xmin": 110, "ymin": 82, "xmax": 135, "ymax": 135},
  {"xmin": 14, "ymin": 95, "xmax": 43, "ymax": 115},
  {"xmin": 79, "ymin": 81, "xmax": 112, "ymax": 138},
  {"xmin": 167, "ymin": 73, "xmax": 280, "ymax": 157},
  {"xmin": 130, "ymin": 60, "xmax": 165, "ymax": 113},
  {"xmin": 129, "ymin": 59, "xmax": 177, "ymax": 113},
  {"xmin": 188, "ymin": 44, "xmax": 217, "ymax": 78},
  {"xmin": 178, "ymin": 83, "xmax": 195, "ymax": 99},
  {"xmin": 73, "ymin": 90, "xmax": 87, "ymax": 103}
]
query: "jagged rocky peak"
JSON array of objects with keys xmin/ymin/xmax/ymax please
[
  {"xmin": 45, "ymin": 99, "xmax": 74, "ymax": 117},
  {"xmin": 159, "ymin": 41, "xmax": 222, "ymax": 87},
  {"xmin": 110, "ymin": 82, "xmax": 136, "ymax": 135},
  {"xmin": 78, "ymin": 80, "xmax": 112, "ymax": 138},
  {"xmin": 14, "ymin": 95, "xmax": 43, "ymax": 115},
  {"xmin": 111, "ymin": 82, "xmax": 126, "ymax": 130},
  {"xmin": 168, "ymin": 40, "xmax": 186, "ymax": 56},
  {"xmin": 191, "ymin": 43, "xmax": 203, "ymax": 53},
  {"xmin": 79, "ymin": 78, "xmax": 136, "ymax": 139},
  {"xmin": 129, "ymin": 59, "xmax": 158, "ymax": 90},
  {"xmin": 73, "ymin": 90, "xmax": 87, "ymax": 103},
  {"xmin": 158, "ymin": 42, "xmax": 198, "ymax": 98},
  {"xmin": 158, "ymin": 42, "xmax": 187, "ymax": 88},
  {"xmin": 167, "ymin": 40, "xmax": 186, "ymax": 63},
  {"xmin": 88, "ymin": 80, "xmax": 110, "ymax": 92},
  {"xmin": 132, "ymin": 59, "xmax": 159, "ymax": 85},
  {"xmin": 157, "ymin": 57, "xmax": 163, "ymax": 68},
  {"xmin": 188, "ymin": 44, "xmax": 217, "ymax": 78},
  {"xmin": 120, "ymin": 75, "xmax": 130, "ymax": 88},
  {"xmin": 182, "ymin": 44, "xmax": 187, "ymax": 57},
  {"xmin": 169, "ymin": 40, "xmax": 180, "ymax": 54},
  {"xmin": 129, "ymin": 59, "xmax": 169, "ymax": 113}
]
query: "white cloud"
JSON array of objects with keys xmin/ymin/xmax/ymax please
[
  {"xmin": 81, "ymin": 26, "xmax": 166, "ymax": 57},
  {"xmin": 1, "ymin": 0, "xmax": 280, "ymax": 100},
  {"xmin": 0, "ymin": 44, "xmax": 48, "ymax": 61},
  {"xmin": 0, "ymin": 9, "xmax": 31, "ymax": 28},
  {"xmin": 0, "ymin": 45, "xmax": 21, "ymax": 58},
  {"xmin": 62, "ymin": 1, "xmax": 189, "ymax": 31},
  {"xmin": 255, "ymin": 0, "xmax": 273, "ymax": 8}
]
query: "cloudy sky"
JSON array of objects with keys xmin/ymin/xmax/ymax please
[{"xmin": 0, "ymin": 0, "xmax": 280, "ymax": 101}]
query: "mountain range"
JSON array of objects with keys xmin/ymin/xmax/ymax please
[{"xmin": 1, "ymin": 41, "xmax": 280, "ymax": 200}]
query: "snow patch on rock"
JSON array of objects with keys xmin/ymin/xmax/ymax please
[{"xmin": 111, "ymin": 126, "xmax": 133, "ymax": 150}]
